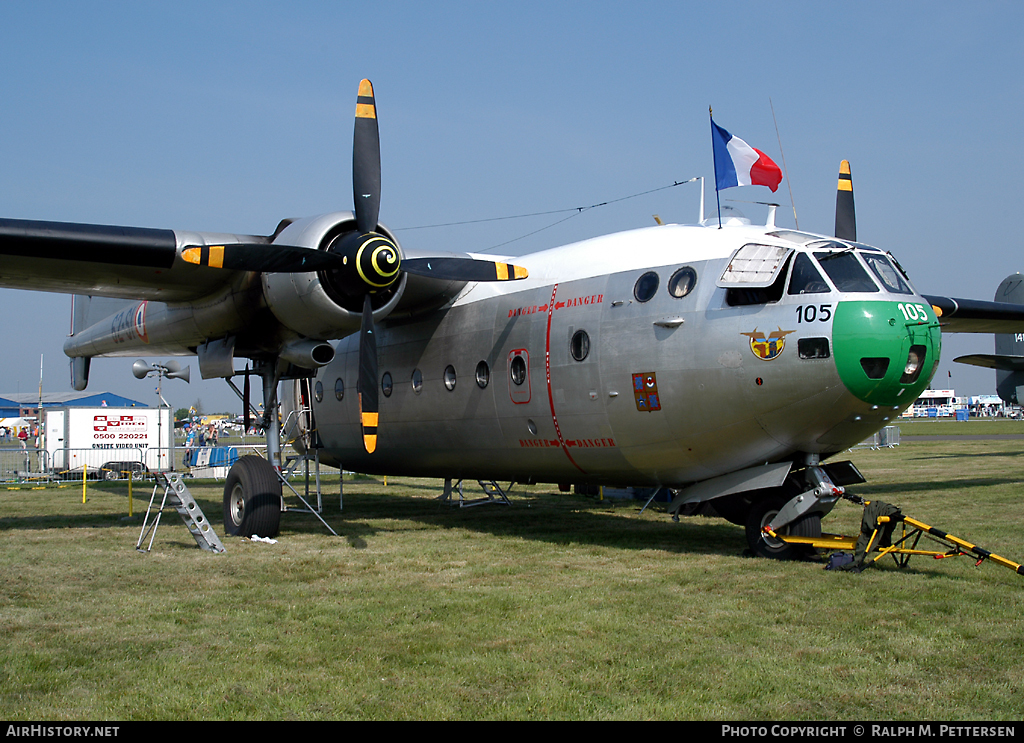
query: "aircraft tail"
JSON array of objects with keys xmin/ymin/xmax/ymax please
[
  {"xmin": 68, "ymin": 295, "xmax": 139, "ymax": 390},
  {"xmin": 951, "ymin": 274, "xmax": 1024, "ymax": 403},
  {"xmin": 994, "ymin": 275, "xmax": 1024, "ymax": 403}
]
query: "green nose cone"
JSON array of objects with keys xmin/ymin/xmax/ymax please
[{"xmin": 833, "ymin": 300, "xmax": 942, "ymax": 406}]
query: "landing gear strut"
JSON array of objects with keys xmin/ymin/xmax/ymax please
[
  {"xmin": 745, "ymin": 495, "xmax": 821, "ymax": 560},
  {"xmin": 743, "ymin": 463, "xmax": 844, "ymax": 559}
]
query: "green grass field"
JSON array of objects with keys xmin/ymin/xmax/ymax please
[
  {"xmin": 2, "ymin": 438, "xmax": 1023, "ymax": 720},
  {"xmin": 896, "ymin": 418, "xmax": 1024, "ymax": 435}
]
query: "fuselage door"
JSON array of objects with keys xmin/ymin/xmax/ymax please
[{"xmin": 508, "ymin": 348, "xmax": 531, "ymax": 404}]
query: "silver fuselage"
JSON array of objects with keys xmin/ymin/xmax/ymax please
[{"xmin": 308, "ymin": 222, "xmax": 936, "ymax": 486}]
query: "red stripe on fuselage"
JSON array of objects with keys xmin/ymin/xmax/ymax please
[{"xmin": 544, "ymin": 283, "xmax": 586, "ymax": 474}]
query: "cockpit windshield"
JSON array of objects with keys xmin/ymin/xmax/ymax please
[
  {"xmin": 860, "ymin": 252, "xmax": 914, "ymax": 295},
  {"xmin": 813, "ymin": 250, "xmax": 879, "ymax": 293},
  {"xmin": 787, "ymin": 252, "xmax": 830, "ymax": 295}
]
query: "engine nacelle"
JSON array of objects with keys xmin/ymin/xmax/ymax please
[{"xmin": 261, "ymin": 212, "xmax": 406, "ymax": 339}]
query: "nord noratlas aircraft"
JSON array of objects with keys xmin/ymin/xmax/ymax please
[{"xmin": 1, "ymin": 80, "xmax": 1020, "ymax": 557}]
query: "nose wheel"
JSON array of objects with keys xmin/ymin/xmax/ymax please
[{"xmin": 745, "ymin": 495, "xmax": 821, "ymax": 560}]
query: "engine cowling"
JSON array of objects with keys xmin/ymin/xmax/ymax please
[{"xmin": 261, "ymin": 212, "xmax": 406, "ymax": 339}]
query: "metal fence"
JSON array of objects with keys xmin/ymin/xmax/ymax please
[
  {"xmin": 178, "ymin": 444, "xmax": 343, "ymax": 480},
  {"xmin": 851, "ymin": 425, "xmax": 901, "ymax": 451},
  {"xmin": 0, "ymin": 446, "xmax": 148, "ymax": 483},
  {"xmin": 1, "ymin": 443, "xmax": 344, "ymax": 484}
]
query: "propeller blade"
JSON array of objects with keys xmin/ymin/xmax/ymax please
[
  {"xmin": 402, "ymin": 257, "xmax": 529, "ymax": 282},
  {"xmin": 834, "ymin": 159, "xmax": 856, "ymax": 242},
  {"xmin": 181, "ymin": 243, "xmax": 345, "ymax": 273},
  {"xmin": 353, "ymin": 79, "xmax": 382, "ymax": 235},
  {"xmin": 357, "ymin": 293, "xmax": 379, "ymax": 454}
]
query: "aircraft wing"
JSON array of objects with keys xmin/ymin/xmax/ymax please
[
  {"xmin": 0, "ymin": 217, "xmax": 264, "ymax": 302},
  {"xmin": 923, "ymin": 294, "xmax": 1024, "ymax": 334}
]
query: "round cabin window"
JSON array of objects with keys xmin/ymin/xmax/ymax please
[
  {"xmin": 668, "ymin": 267, "xmax": 697, "ymax": 298},
  {"xmin": 475, "ymin": 361, "xmax": 490, "ymax": 389},
  {"xmin": 570, "ymin": 329, "xmax": 590, "ymax": 362},
  {"xmin": 510, "ymin": 356, "xmax": 527, "ymax": 385},
  {"xmin": 634, "ymin": 271, "xmax": 659, "ymax": 302}
]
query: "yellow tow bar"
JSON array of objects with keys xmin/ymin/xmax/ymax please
[{"xmin": 767, "ymin": 502, "xmax": 1024, "ymax": 576}]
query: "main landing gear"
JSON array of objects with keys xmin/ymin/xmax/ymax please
[
  {"xmin": 223, "ymin": 455, "xmax": 282, "ymax": 538},
  {"xmin": 221, "ymin": 360, "xmax": 286, "ymax": 539}
]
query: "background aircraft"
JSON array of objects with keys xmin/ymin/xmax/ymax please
[{"xmin": 949, "ymin": 274, "xmax": 1024, "ymax": 404}]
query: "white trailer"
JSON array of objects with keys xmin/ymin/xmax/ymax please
[{"xmin": 43, "ymin": 407, "xmax": 174, "ymax": 478}]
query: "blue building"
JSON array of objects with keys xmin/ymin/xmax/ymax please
[{"xmin": 0, "ymin": 392, "xmax": 148, "ymax": 419}]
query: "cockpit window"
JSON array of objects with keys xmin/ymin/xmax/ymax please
[
  {"xmin": 718, "ymin": 244, "xmax": 793, "ymax": 287},
  {"xmin": 726, "ymin": 254, "xmax": 791, "ymax": 306},
  {"xmin": 813, "ymin": 250, "xmax": 879, "ymax": 293},
  {"xmin": 787, "ymin": 253, "xmax": 830, "ymax": 295},
  {"xmin": 861, "ymin": 253, "xmax": 914, "ymax": 295}
]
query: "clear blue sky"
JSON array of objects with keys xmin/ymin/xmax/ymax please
[{"xmin": 1, "ymin": 1, "xmax": 1021, "ymax": 411}]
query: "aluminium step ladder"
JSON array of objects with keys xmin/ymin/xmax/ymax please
[{"xmin": 136, "ymin": 472, "xmax": 225, "ymax": 553}]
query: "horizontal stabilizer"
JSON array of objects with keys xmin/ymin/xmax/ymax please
[{"xmin": 955, "ymin": 354, "xmax": 1024, "ymax": 372}]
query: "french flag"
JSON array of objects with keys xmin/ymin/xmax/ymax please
[{"xmin": 711, "ymin": 120, "xmax": 783, "ymax": 192}]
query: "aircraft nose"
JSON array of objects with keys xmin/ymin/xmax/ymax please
[{"xmin": 832, "ymin": 300, "xmax": 942, "ymax": 406}]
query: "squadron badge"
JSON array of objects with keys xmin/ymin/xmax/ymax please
[
  {"xmin": 740, "ymin": 327, "xmax": 795, "ymax": 361},
  {"xmin": 632, "ymin": 372, "xmax": 661, "ymax": 412}
]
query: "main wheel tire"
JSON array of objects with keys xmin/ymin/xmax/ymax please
[
  {"xmin": 223, "ymin": 456, "xmax": 282, "ymax": 538},
  {"xmin": 745, "ymin": 495, "xmax": 821, "ymax": 560}
]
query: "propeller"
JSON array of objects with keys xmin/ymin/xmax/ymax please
[
  {"xmin": 357, "ymin": 294, "xmax": 379, "ymax": 454},
  {"xmin": 186, "ymin": 79, "xmax": 531, "ymax": 453},
  {"xmin": 353, "ymin": 79, "xmax": 382, "ymax": 234},
  {"xmin": 835, "ymin": 159, "xmax": 856, "ymax": 242},
  {"xmin": 180, "ymin": 243, "xmax": 345, "ymax": 273},
  {"xmin": 402, "ymin": 256, "xmax": 528, "ymax": 282},
  {"xmin": 179, "ymin": 81, "xmax": 529, "ymax": 284},
  {"xmin": 342, "ymin": 79, "xmax": 529, "ymax": 453}
]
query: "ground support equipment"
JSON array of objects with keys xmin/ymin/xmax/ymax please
[
  {"xmin": 278, "ymin": 454, "xmax": 339, "ymax": 537},
  {"xmin": 137, "ymin": 472, "xmax": 225, "ymax": 553},
  {"xmin": 768, "ymin": 495, "xmax": 1024, "ymax": 576},
  {"xmin": 439, "ymin": 478, "xmax": 513, "ymax": 507}
]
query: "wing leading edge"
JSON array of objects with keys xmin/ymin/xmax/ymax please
[
  {"xmin": 923, "ymin": 293, "xmax": 1024, "ymax": 335},
  {"xmin": 0, "ymin": 217, "xmax": 260, "ymax": 301}
]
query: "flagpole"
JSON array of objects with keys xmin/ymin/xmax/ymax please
[
  {"xmin": 699, "ymin": 176, "xmax": 705, "ymax": 224},
  {"xmin": 709, "ymin": 107, "xmax": 722, "ymax": 229}
]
